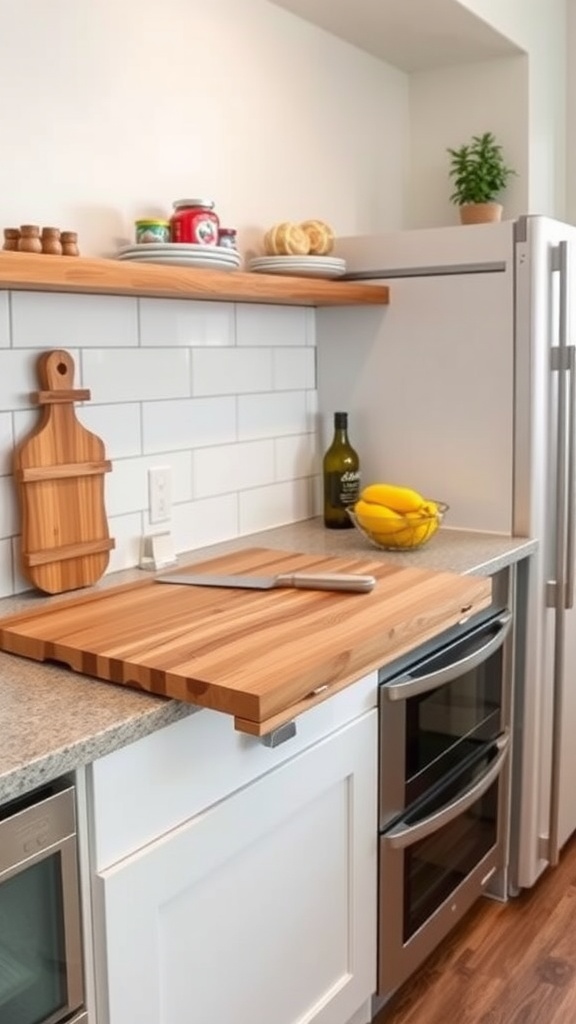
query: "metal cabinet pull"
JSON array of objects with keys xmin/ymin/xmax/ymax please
[{"xmin": 261, "ymin": 721, "xmax": 297, "ymax": 747}]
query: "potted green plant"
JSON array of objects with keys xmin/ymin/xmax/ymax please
[{"xmin": 447, "ymin": 131, "xmax": 516, "ymax": 224}]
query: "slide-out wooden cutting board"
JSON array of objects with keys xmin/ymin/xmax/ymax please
[
  {"xmin": 0, "ymin": 547, "xmax": 492, "ymax": 734},
  {"xmin": 13, "ymin": 349, "xmax": 115, "ymax": 595}
]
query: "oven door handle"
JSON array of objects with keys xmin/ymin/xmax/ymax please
[
  {"xmin": 384, "ymin": 610, "xmax": 512, "ymax": 702},
  {"xmin": 382, "ymin": 732, "xmax": 510, "ymax": 850}
]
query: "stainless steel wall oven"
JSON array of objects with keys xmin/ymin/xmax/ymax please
[
  {"xmin": 0, "ymin": 780, "xmax": 87, "ymax": 1024},
  {"xmin": 377, "ymin": 571, "xmax": 514, "ymax": 1004}
]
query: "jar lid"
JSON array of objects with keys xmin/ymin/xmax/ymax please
[
  {"xmin": 136, "ymin": 218, "xmax": 170, "ymax": 227},
  {"xmin": 172, "ymin": 198, "xmax": 215, "ymax": 210}
]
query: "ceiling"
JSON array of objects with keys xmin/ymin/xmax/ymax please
[{"xmin": 268, "ymin": 0, "xmax": 524, "ymax": 72}]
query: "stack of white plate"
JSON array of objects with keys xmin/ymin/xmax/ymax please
[
  {"xmin": 247, "ymin": 255, "xmax": 346, "ymax": 280},
  {"xmin": 115, "ymin": 243, "xmax": 241, "ymax": 272}
]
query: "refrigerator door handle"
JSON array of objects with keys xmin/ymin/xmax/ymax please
[
  {"xmin": 547, "ymin": 240, "xmax": 575, "ymax": 866},
  {"xmin": 566, "ymin": 342, "xmax": 576, "ymax": 611}
]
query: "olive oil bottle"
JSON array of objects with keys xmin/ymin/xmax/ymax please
[{"xmin": 323, "ymin": 411, "xmax": 360, "ymax": 529}]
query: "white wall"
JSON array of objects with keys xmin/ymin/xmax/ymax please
[
  {"xmin": 408, "ymin": 55, "xmax": 528, "ymax": 228},
  {"xmin": 0, "ymin": 0, "xmax": 409, "ymax": 257},
  {"xmin": 457, "ymin": 0, "xmax": 567, "ymax": 218},
  {"xmin": 0, "ymin": 0, "xmax": 410, "ymax": 598},
  {"xmin": 566, "ymin": 0, "xmax": 576, "ymax": 222}
]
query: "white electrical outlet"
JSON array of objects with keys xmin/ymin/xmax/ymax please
[{"xmin": 149, "ymin": 466, "xmax": 172, "ymax": 524}]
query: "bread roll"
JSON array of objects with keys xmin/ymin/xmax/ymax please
[
  {"xmin": 300, "ymin": 219, "xmax": 334, "ymax": 256},
  {"xmin": 264, "ymin": 222, "xmax": 310, "ymax": 256}
]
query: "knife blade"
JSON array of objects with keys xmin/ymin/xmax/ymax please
[{"xmin": 155, "ymin": 571, "xmax": 376, "ymax": 593}]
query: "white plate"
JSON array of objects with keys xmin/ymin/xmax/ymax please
[
  {"xmin": 118, "ymin": 251, "xmax": 240, "ymax": 265},
  {"xmin": 117, "ymin": 254, "xmax": 241, "ymax": 271},
  {"xmin": 248, "ymin": 258, "xmax": 346, "ymax": 280},
  {"xmin": 249, "ymin": 255, "xmax": 346, "ymax": 271},
  {"xmin": 117, "ymin": 242, "xmax": 232, "ymax": 257}
]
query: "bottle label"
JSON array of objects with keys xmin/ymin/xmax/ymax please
[{"xmin": 327, "ymin": 470, "xmax": 360, "ymax": 509}]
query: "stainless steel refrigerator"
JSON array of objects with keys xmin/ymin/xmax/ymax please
[{"xmin": 317, "ymin": 215, "xmax": 576, "ymax": 890}]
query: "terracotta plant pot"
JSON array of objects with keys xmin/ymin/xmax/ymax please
[{"xmin": 459, "ymin": 202, "xmax": 503, "ymax": 225}]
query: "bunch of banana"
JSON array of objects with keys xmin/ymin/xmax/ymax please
[{"xmin": 353, "ymin": 483, "xmax": 442, "ymax": 549}]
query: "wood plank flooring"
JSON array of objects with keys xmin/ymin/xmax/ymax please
[{"xmin": 374, "ymin": 834, "xmax": 576, "ymax": 1023}]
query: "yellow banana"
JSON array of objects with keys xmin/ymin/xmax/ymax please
[{"xmin": 361, "ymin": 483, "xmax": 425, "ymax": 514}]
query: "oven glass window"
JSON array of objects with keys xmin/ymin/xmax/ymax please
[
  {"xmin": 404, "ymin": 630, "xmax": 503, "ymax": 803},
  {"xmin": 403, "ymin": 766, "xmax": 498, "ymax": 942},
  {"xmin": 0, "ymin": 853, "xmax": 66, "ymax": 1024}
]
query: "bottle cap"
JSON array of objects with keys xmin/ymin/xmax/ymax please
[{"xmin": 334, "ymin": 411, "xmax": 348, "ymax": 428}]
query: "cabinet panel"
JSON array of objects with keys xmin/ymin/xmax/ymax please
[
  {"xmin": 94, "ymin": 710, "xmax": 377, "ymax": 1024},
  {"xmin": 90, "ymin": 671, "xmax": 378, "ymax": 870}
]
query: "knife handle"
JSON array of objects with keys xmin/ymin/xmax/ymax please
[{"xmin": 276, "ymin": 572, "xmax": 376, "ymax": 593}]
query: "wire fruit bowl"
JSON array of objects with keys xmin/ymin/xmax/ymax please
[{"xmin": 347, "ymin": 501, "xmax": 449, "ymax": 552}]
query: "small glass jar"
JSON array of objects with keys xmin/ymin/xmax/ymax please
[
  {"xmin": 218, "ymin": 227, "xmax": 237, "ymax": 250},
  {"xmin": 170, "ymin": 199, "xmax": 219, "ymax": 246},
  {"xmin": 135, "ymin": 219, "xmax": 170, "ymax": 245}
]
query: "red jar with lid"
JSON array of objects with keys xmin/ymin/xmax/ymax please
[{"xmin": 170, "ymin": 199, "xmax": 219, "ymax": 245}]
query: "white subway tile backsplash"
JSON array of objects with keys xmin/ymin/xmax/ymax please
[
  {"xmin": 238, "ymin": 391, "xmax": 308, "ymax": 441},
  {"xmin": 107, "ymin": 512, "xmax": 145, "ymax": 573},
  {"xmin": 0, "ymin": 290, "xmax": 320, "ymax": 595},
  {"xmin": 273, "ymin": 347, "xmax": 316, "ymax": 390},
  {"xmin": 11, "ymin": 292, "xmax": 138, "ymax": 349},
  {"xmin": 82, "ymin": 348, "xmax": 190, "ymax": 403},
  {"xmin": 236, "ymin": 304, "xmax": 309, "ymax": 347},
  {"xmin": 77, "ymin": 403, "xmax": 142, "ymax": 459},
  {"xmin": 0, "ymin": 475, "xmax": 18, "ymax": 539},
  {"xmin": 192, "ymin": 347, "xmax": 273, "ymax": 396},
  {"xmin": 193, "ymin": 440, "xmax": 275, "ymax": 498},
  {"xmin": 172, "ymin": 495, "xmax": 239, "ymax": 553},
  {"xmin": 0, "ymin": 294, "xmax": 9, "ymax": 348},
  {"xmin": 139, "ymin": 299, "xmax": 235, "ymax": 347},
  {"xmin": 275, "ymin": 433, "xmax": 318, "ymax": 481},
  {"xmin": 105, "ymin": 451, "xmax": 192, "ymax": 517},
  {"xmin": 239, "ymin": 478, "xmax": 315, "ymax": 534},
  {"xmin": 0, "ymin": 414, "xmax": 14, "ymax": 475},
  {"xmin": 142, "ymin": 396, "xmax": 236, "ymax": 453},
  {"xmin": 0, "ymin": 349, "xmax": 59, "ymax": 410},
  {"xmin": 0, "ymin": 539, "xmax": 13, "ymax": 596}
]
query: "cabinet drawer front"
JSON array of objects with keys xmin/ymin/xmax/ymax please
[{"xmin": 90, "ymin": 670, "xmax": 377, "ymax": 869}]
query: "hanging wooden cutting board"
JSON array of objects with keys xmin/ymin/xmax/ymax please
[{"xmin": 13, "ymin": 349, "xmax": 115, "ymax": 594}]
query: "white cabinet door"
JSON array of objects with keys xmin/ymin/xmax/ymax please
[{"xmin": 94, "ymin": 709, "xmax": 377, "ymax": 1024}]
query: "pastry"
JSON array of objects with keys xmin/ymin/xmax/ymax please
[
  {"xmin": 264, "ymin": 222, "xmax": 310, "ymax": 256},
  {"xmin": 300, "ymin": 219, "xmax": 334, "ymax": 256}
]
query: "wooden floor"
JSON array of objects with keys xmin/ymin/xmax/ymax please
[{"xmin": 374, "ymin": 834, "xmax": 576, "ymax": 1023}]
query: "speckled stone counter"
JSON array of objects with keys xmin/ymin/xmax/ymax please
[{"xmin": 0, "ymin": 519, "xmax": 536, "ymax": 804}]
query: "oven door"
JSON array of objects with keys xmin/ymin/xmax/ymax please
[
  {"xmin": 379, "ymin": 609, "xmax": 513, "ymax": 827},
  {"xmin": 0, "ymin": 785, "xmax": 85, "ymax": 1024},
  {"xmin": 378, "ymin": 732, "xmax": 510, "ymax": 1000}
]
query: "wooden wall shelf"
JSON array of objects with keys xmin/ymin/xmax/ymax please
[{"xmin": 0, "ymin": 251, "xmax": 389, "ymax": 307}]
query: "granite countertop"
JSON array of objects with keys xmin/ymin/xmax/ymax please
[{"xmin": 0, "ymin": 519, "xmax": 536, "ymax": 804}]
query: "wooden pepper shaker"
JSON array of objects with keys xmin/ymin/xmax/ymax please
[
  {"xmin": 18, "ymin": 225, "xmax": 42, "ymax": 253},
  {"xmin": 41, "ymin": 226, "xmax": 62, "ymax": 256},
  {"xmin": 3, "ymin": 228, "xmax": 20, "ymax": 251},
  {"xmin": 61, "ymin": 231, "xmax": 79, "ymax": 257}
]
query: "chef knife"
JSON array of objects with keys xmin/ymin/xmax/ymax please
[{"xmin": 155, "ymin": 571, "xmax": 376, "ymax": 593}]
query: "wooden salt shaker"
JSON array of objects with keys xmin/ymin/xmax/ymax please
[
  {"xmin": 61, "ymin": 231, "xmax": 79, "ymax": 257},
  {"xmin": 18, "ymin": 225, "xmax": 42, "ymax": 253},
  {"xmin": 41, "ymin": 227, "xmax": 62, "ymax": 255},
  {"xmin": 3, "ymin": 228, "xmax": 20, "ymax": 251}
]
